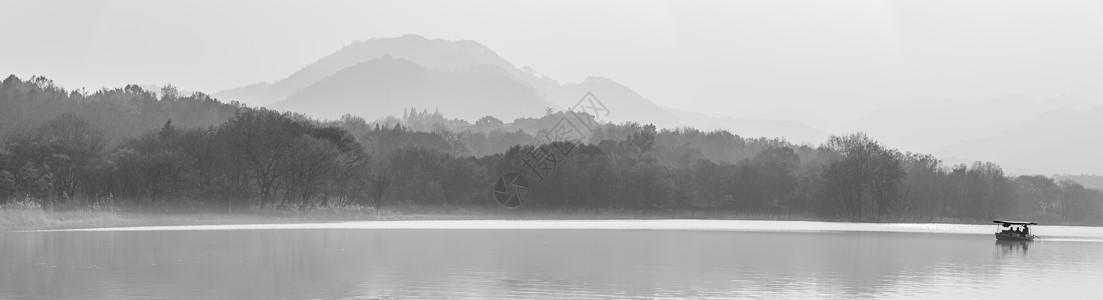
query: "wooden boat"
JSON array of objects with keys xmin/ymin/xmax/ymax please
[{"xmin": 993, "ymin": 220, "xmax": 1036, "ymax": 241}]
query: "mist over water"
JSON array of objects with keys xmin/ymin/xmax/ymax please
[{"xmin": 4, "ymin": 220, "xmax": 1103, "ymax": 299}]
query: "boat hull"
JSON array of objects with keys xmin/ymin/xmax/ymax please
[{"xmin": 995, "ymin": 232, "xmax": 1035, "ymax": 241}]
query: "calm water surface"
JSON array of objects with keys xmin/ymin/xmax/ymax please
[{"xmin": 3, "ymin": 220, "xmax": 1103, "ymax": 299}]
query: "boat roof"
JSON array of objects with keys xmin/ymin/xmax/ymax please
[{"xmin": 993, "ymin": 220, "xmax": 1038, "ymax": 225}]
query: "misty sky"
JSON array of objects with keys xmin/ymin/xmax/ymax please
[{"xmin": 3, "ymin": 0, "xmax": 1103, "ymax": 124}]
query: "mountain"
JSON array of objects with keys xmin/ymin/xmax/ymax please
[
  {"xmin": 215, "ymin": 34, "xmax": 830, "ymax": 144},
  {"xmin": 937, "ymin": 104, "xmax": 1103, "ymax": 175},
  {"xmin": 213, "ymin": 35, "xmax": 1103, "ymax": 175},
  {"xmin": 276, "ymin": 57, "xmax": 549, "ymax": 122},
  {"xmin": 216, "ymin": 35, "xmax": 684, "ymax": 127},
  {"xmin": 215, "ymin": 34, "xmax": 527, "ymax": 107},
  {"xmin": 548, "ymin": 76, "xmax": 682, "ymax": 127}
]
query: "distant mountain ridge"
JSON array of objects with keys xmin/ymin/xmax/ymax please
[
  {"xmin": 213, "ymin": 35, "xmax": 1102, "ymax": 176},
  {"xmin": 277, "ymin": 57, "xmax": 549, "ymax": 122},
  {"xmin": 214, "ymin": 34, "xmax": 825, "ymax": 142},
  {"xmin": 216, "ymin": 34, "xmax": 524, "ymax": 107}
]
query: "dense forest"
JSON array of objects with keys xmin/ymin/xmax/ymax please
[{"xmin": 1, "ymin": 75, "xmax": 1101, "ymax": 224}]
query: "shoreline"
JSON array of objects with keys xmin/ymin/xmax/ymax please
[
  {"xmin": 4, "ymin": 206, "xmax": 1100, "ymax": 232},
  {"xmin": 19, "ymin": 219, "xmax": 1103, "ymax": 243}
]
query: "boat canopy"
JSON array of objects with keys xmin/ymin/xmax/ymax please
[{"xmin": 993, "ymin": 220, "xmax": 1038, "ymax": 225}]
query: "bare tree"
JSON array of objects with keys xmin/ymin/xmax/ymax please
[
  {"xmin": 433, "ymin": 123, "xmax": 469, "ymax": 157},
  {"xmin": 369, "ymin": 170, "xmax": 391, "ymax": 208}
]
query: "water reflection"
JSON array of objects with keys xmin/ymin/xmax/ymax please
[
  {"xmin": 3, "ymin": 221, "xmax": 1103, "ymax": 299},
  {"xmin": 995, "ymin": 240, "xmax": 1031, "ymax": 256}
]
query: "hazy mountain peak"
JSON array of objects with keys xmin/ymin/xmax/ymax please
[
  {"xmin": 215, "ymin": 35, "xmax": 521, "ymax": 106},
  {"xmin": 214, "ymin": 35, "xmax": 861, "ymax": 146},
  {"xmin": 273, "ymin": 55, "xmax": 548, "ymax": 122},
  {"xmin": 336, "ymin": 34, "xmax": 516, "ymax": 73}
]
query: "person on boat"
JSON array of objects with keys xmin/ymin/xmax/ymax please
[{"xmin": 1022, "ymin": 226, "xmax": 1030, "ymax": 235}]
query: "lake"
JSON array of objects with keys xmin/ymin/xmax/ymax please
[{"xmin": 3, "ymin": 220, "xmax": 1103, "ymax": 299}]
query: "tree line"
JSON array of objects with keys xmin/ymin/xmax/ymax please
[{"xmin": 1, "ymin": 75, "xmax": 1100, "ymax": 223}]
